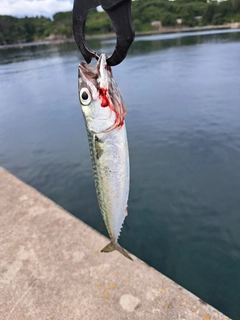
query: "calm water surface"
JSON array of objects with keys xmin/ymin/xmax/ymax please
[{"xmin": 1, "ymin": 30, "xmax": 240, "ymax": 318}]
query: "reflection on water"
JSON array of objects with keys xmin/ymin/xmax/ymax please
[
  {"xmin": 1, "ymin": 29, "xmax": 240, "ymax": 319},
  {"xmin": 0, "ymin": 42, "xmax": 78, "ymax": 65},
  {"xmin": 1, "ymin": 29, "xmax": 240, "ymax": 65}
]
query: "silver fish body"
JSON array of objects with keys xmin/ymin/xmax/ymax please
[{"xmin": 78, "ymin": 54, "xmax": 132, "ymax": 260}]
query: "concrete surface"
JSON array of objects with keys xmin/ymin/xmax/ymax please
[{"xmin": 0, "ymin": 167, "xmax": 231, "ymax": 320}]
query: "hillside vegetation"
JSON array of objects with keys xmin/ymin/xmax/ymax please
[{"xmin": 1, "ymin": 0, "xmax": 240, "ymax": 45}]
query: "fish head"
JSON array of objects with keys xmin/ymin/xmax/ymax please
[{"xmin": 78, "ymin": 54, "xmax": 126, "ymax": 134}]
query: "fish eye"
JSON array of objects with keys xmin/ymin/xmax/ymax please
[{"xmin": 80, "ymin": 87, "xmax": 92, "ymax": 105}]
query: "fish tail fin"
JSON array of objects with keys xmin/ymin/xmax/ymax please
[{"xmin": 101, "ymin": 241, "xmax": 133, "ymax": 261}]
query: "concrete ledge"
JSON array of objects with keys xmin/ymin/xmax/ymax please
[{"xmin": 0, "ymin": 167, "xmax": 230, "ymax": 320}]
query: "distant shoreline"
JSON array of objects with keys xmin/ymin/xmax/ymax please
[{"xmin": 0, "ymin": 23, "xmax": 239, "ymax": 50}]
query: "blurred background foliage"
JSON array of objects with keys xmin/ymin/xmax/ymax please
[{"xmin": 1, "ymin": 0, "xmax": 240, "ymax": 44}]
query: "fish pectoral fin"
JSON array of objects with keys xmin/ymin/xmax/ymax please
[{"xmin": 101, "ymin": 241, "xmax": 133, "ymax": 261}]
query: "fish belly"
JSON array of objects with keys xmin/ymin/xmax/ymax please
[{"xmin": 87, "ymin": 124, "xmax": 129, "ymax": 242}]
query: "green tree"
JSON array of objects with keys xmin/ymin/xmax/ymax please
[
  {"xmin": 24, "ymin": 17, "xmax": 35, "ymax": 42},
  {"xmin": 1, "ymin": 0, "xmax": 240, "ymax": 45}
]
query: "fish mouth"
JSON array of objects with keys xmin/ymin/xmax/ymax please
[
  {"xmin": 97, "ymin": 54, "xmax": 111, "ymax": 88},
  {"xmin": 79, "ymin": 54, "xmax": 111, "ymax": 90}
]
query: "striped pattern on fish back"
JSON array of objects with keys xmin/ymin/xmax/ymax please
[{"xmin": 86, "ymin": 129, "xmax": 113, "ymax": 240}]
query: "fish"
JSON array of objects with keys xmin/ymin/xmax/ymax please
[{"xmin": 78, "ymin": 54, "xmax": 132, "ymax": 260}]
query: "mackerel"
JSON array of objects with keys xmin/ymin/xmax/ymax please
[{"xmin": 78, "ymin": 54, "xmax": 132, "ymax": 260}]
